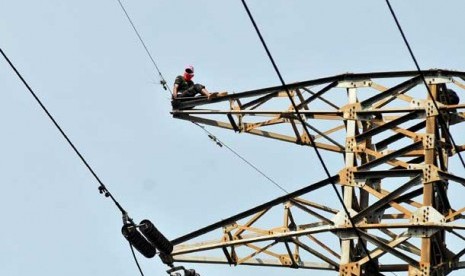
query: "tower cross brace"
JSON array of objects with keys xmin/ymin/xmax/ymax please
[{"xmin": 168, "ymin": 69, "xmax": 465, "ymax": 276}]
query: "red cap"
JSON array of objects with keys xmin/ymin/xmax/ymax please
[{"xmin": 185, "ymin": 65, "xmax": 194, "ymax": 75}]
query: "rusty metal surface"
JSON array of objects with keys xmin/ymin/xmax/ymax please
[{"xmin": 170, "ymin": 70, "xmax": 465, "ymax": 275}]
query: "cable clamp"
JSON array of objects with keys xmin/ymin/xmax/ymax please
[
  {"xmin": 98, "ymin": 186, "xmax": 110, "ymax": 197},
  {"xmin": 122, "ymin": 212, "xmax": 134, "ymax": 226},
  {"xmin": 166, "ymin": 266, "xmax": 200, "ymax": 276},
  {"xmin": 207, "ymin": 134, "xmax": 223, "ymax": 147},
  {"xmin": 160, "ymin": 79, "xmax": 167, "ymax": 90}
]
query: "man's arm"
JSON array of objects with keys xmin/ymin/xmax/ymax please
[{"xmin": 173, "ymin": 83, "xmax": 179, "ymax": 99}]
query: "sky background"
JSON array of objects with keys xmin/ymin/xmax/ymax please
[{"xmin": 1, "ymin": 1, "xmax": 464, "ymax": 275}]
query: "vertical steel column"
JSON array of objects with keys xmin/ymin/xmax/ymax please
[
  {"xmin": 341, "ymin": 87, "xmax": 358, "ymax": 269},
  {"xmin": 170, "ymin": 70, "xmax": 465, "ymax": 275},
  {"xmin": 420, "ymin": 84, "xmax": 438, "ymax": 275}
]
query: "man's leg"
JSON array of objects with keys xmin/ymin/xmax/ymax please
[
  {"xmin": 180, "ymin": 87, "xmax": 196, "ymax": 98},
  {"xmin": 192, "ymin": 84, "xmax": 211, "ymax": 98}
]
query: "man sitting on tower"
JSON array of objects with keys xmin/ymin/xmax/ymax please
[{"xmin": 172, "ymin": 65, "xmax": 215, "ymax": 100}]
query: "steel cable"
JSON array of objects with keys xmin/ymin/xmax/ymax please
[{"xmin": 240, "ymin": 0, "xmax": 384, "ymax": 273}]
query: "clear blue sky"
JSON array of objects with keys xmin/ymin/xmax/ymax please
[{"xmin": 1, "ymin": 1, "xmax": 464, "ymax": 275}]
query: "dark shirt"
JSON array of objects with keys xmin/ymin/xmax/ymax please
[
  {"xmin": 174, "ymin": 75, "xmax": 193, "ymax": 92},
  {"xmin": 439, "ymin": 88, "xmax": 460, "ymax": 105}
]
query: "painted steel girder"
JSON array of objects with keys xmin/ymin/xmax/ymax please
[
  {"xmin": 171, "ymin": 70, "xmax": 465, "ymax": 155},
  {"xmin": 168, "ymin": 170, "xmax": 465, "ymax": 272},
  {"xmin": 169, "ymin": 70, "xmax": 465, "ymax": 275}
]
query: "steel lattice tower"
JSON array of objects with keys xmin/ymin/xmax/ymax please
[{"xmin": 167, "ymin": 70, "xmax": 465, "ymax": 276}]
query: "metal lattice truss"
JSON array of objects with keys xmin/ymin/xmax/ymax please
[{"xmin": 169, "ymin": 70, "xmax": 465, "ymax": 275}]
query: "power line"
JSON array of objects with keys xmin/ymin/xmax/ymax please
[
  {"xmin": 116, "ymin": 0, "xmax": 171, "ymax": 93},
  {"xmin": 114, "ymin": 0, "xmax": 290, "ymax": 195},
  {"xmin": 113, "ymin": 1, "xmax": 176, "ymax": 275},
  {"xmin": 0, "ymin": 48, "xmax": 129, "ymax": 215},
  {"xmin": 4, "ymin": 4, "xmax": 290, "ymax": 276},
  {"xmin": 113, "ymin": 0, "xmax": 293, "ymax": 272},
  {"xmin": 115, "ymin": 0, "xmax": 384, "ymax": 272},
  {"xmin": 0, "ymin": 47, "xmax": 143, "ymax": 275},
  {"xmin": 192, "ymin": 122, "xmax": 288, "ymax": 194},
  {"xmin": 384, "ymin": 0, "xmax": 465, "ymax": 170},
  {"xmin": 129, "ymin": 243, "xmax": 145, "ymax": 276},
  {"xmin": 239, "ymin": 0, "xmax": 382, "ymax": 273}
]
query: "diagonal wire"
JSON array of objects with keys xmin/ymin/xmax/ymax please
[
  {"xmin": 114, "ymin": 0, "xmax": 293, "ymax": 272},
  {"xmin": 385, "ymin": 0, "xmax": 465, "ymax": 170},
  {"xmin": 116, "ymin": 0, "xmax": 171, "ymax": 93},
  {"xmin": 129, "ymin": 243, "xmax": 145, "ymax": 276},
  {"xmin": 1, "ymin": 47, "xmax": 142, "ymax": 276},
  {"xmin": 192, "ymin": 122, "xmax": 288, "ymax": 194},
  {"xmin": 115, "ymin": 0, "xmax": 291, "ymax": 194},
  {"xmin": 0, "ymin": 47, "xmax": 130, "ymax": 218},
  {"xmin": 240, "ymin": 0, "xmax": 382, "ymax": 272}
]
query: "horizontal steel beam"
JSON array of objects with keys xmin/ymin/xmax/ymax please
[
  {"xmin": 173, "ymin": 224, "xmax": 334, "ymax": 255},
  {"xmin": 172, "ymin": 255, "xmax": 337, "ymax": 270},
  {"xmin": 438, "ymin": 171, "xmax": 465, "ymax": 187},
  {"xmin": 357, "ymin": 141, "xmax": 423, "ymax": 171},
  {"xmin": 375, "ymin": 121, "xmax": 425, "ymax": 150},
  {"xmin": 172, "ymin": 109, "xmax": 344, "ymax": 117},
  {"xmin": 355, "ymin": 111, "xmax": 422, "ymax": 142},
  {"xmin": 353, "ymin": 176, "xmax": 422, "ymax": 222},
  {"xmin": 175, "ymin": 70, "xmax": 465, "ymax": 109},
  {"xmin": 361, "ymin": 75, "xmax": 421, "ymax": 108},
  {"xmin": 171, "ymin": 175, "xmax": 339, "ymax": 245},
  {"xmin": 358, "ymin": 232, "xmax": 419, "ymax": 268},
  {"xmin": 354, "ymin": 169, "xmax": 422, "ymax": 180}
]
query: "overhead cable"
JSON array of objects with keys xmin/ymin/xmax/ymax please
[
  {"xmin": 0, "ymin": 47, "xmax": 131, "ymax": 217},
  {"xmin": 116, "ymin": 0, "xmax": 170, "ymax": 92},
  {"xmin": 115, "ymin": 0, "xmax": 289, "ymax": 194},
  {"xmin": 1, "ymin": 47, "xmax": 145, "ymax": 276},
  {"xmin": 239, "ymin": 0, "xmax": 382, "ymax": 272},
  {"xmin": 114, "ymin": 0, "xmax": 288, "ymax": 273},
  {"xmin": 384, "ymin": 0, "xmax": 465, "ymax": 169},
  {"xmin": 129, "ymin": 243, "xmax": 146, "ymax": 276},
  {"xmin": 192, "ymin": 122, "xmax": 288, "ymax": 194}
]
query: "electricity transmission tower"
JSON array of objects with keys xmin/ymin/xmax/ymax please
[{"xmin": 168, "ymin": 69, "xmax": 465, "ymax": 276}]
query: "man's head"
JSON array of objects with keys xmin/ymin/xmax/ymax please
[{"xmin": 184, "ymin": 65, "xmax": 194, "ymax": 81}]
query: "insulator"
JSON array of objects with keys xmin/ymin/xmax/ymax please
[
  {"xmin": 184, "ymin": 269, "xmax": 199, "ymax": 276},
  {"xmin": 139, "ymin": 219, "xmax": 173, "ymax": 254},
  {"xmin": 122, "ymin": 224, "xmax": 156, "ymax": 258}
]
